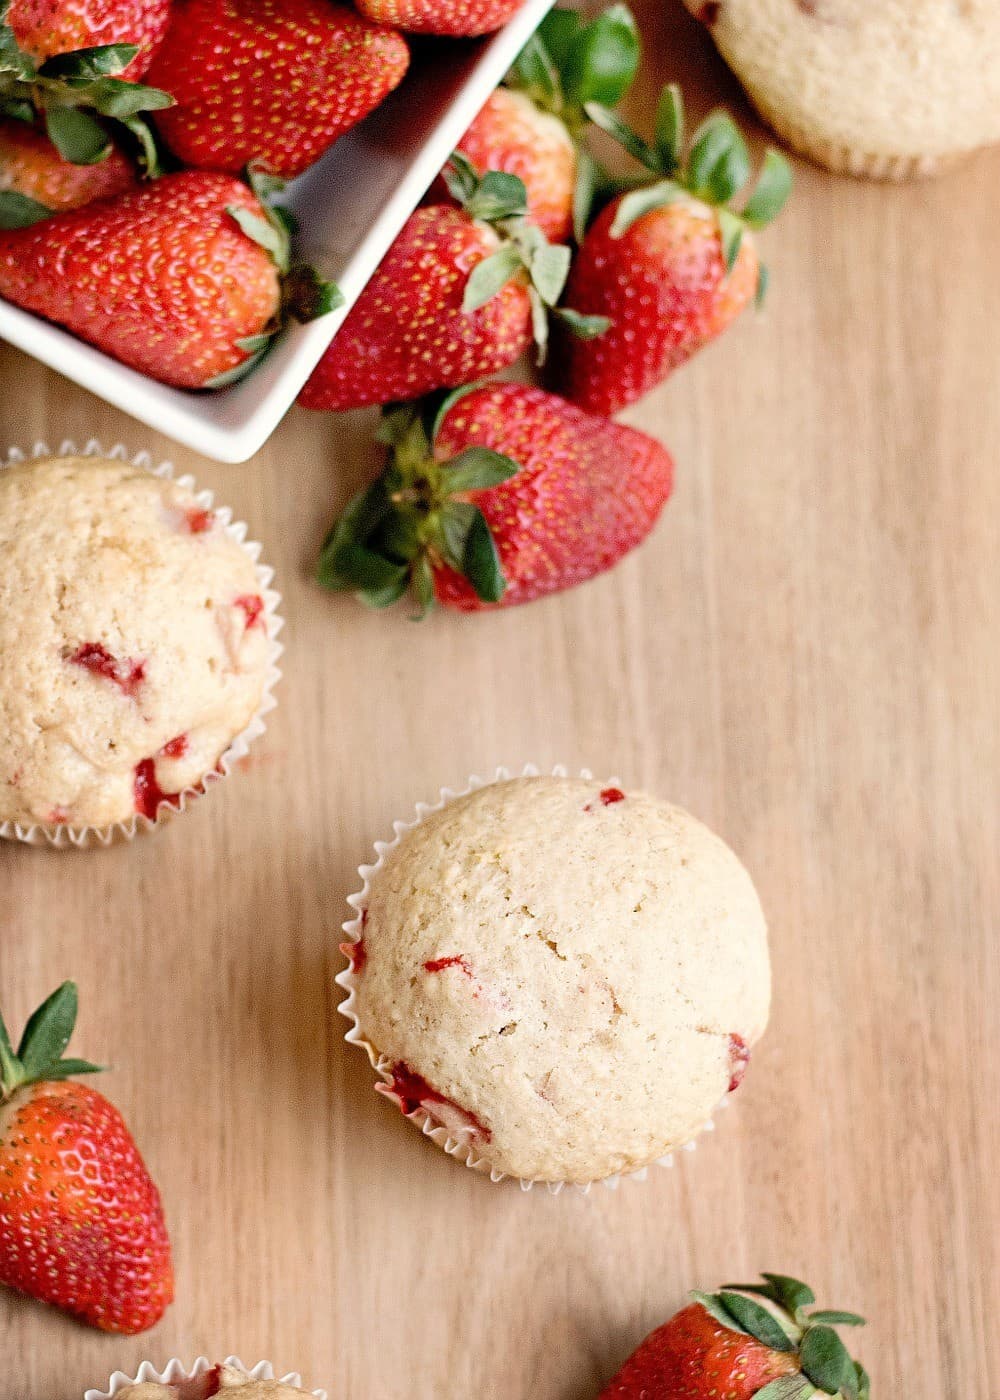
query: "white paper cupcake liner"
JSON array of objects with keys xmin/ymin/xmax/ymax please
[
  {"xmin": 337, "ymin": 763, "xmax": 727, "ymax": 1196},
  {"xmin": 0, "ymin": 439, "xmax": 283, "ymax": 849},
  {"xmin": 84, "ymin": 1356, "xmax": 326, "ymax": 1400}
]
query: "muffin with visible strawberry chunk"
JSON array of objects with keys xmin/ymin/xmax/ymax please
[
  {"xmin": 0, "ymin": 452, "xmax": 277, "ymax": 841},
  {"xmin": 88, "ymin": 1360, "xmax": 324, "ymax": 1400},
  {"xmin": 340, "ymin": 773, "xmax": 771, "ymax": 1187}
]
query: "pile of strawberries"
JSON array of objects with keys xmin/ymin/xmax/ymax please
[{"xmin": 0, "ymin": 0, "xmax": 790, "ymax": 614}]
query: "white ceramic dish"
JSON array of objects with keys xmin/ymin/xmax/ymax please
[{"xmin": 0, "ymin": 0, "xmax": 554, "ymax": 464}]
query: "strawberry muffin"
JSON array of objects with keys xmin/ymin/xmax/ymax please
[
  {"xmin": 0, "ymin": 454, "xmax": 274, "ymax": 837},
  {"xmin": 341, "ymin": 774, "xmax": 771, "ymax": 1185},
  {"xmin": 112, "ymin": 1365, "xmax": 314, "ymax": 1398},
  {"xmin": 688, "ymin": 0, "xmax": 1000, "ymax": 178}
]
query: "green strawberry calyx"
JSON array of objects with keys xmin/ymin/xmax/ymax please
[
  {"xmin": 317, "ymin": 387, "xmax": 518, "ymax": 615},
  {"xmin": 0, "ymin": 981, "xmax": 103, "ymax": 1104},
  {"xmin": 586, "ymin": 84, "xmax": 793, "ymax": 302},
  {"xmin": 443, "ymin": 152, "xmax": 609, "ymax": 358},
  {"xmin": 0, "ymin": 4, "xmax": 174, "ymax": 173},
  {"xmin": 205, "ymin": 164, "xmax": 344, "ymax": 389},
  {"xmin": 691, "ymin": 1273, "xmax": 870, "ymax": 1400},
  {"xmin": 509, "ymin": 3, "xmax": 641, "ymax": 238}
]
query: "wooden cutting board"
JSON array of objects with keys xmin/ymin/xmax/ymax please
[{"xmin": 2, "ymin": 3, "xmax": 998, "ymax": 1396}]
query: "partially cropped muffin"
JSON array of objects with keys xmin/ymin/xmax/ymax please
[
  {"xmin": 116, "ymin": 1364, "xmax": 311, "ymax": 1398},
  {"xmin": 0, "ymin": 455, "xmax": 271, "ymax": 833},
  {"xmin": 343, "ymin": 775, "xmax": 771, "ymax": 1185},
  {"xmin": 688, "ymin": 0, "xmax": 1000, "ymax": 178}
]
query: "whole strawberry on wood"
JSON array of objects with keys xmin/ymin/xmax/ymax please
[
  {"xmin": 300, "ymin": 158, "xmax": 602, "ymax": 412},
  {"xmin": 355, "ymin": 0, "xmax": 523, "ymax": 38},
  {"xmin": 0, "ymin": 981, "xmax": 173, "ymax": 1334},
  {"xmin": 438, "ymin": 3, "xmax": 640, "ymax": 243},
  {"xmin": 145, "ymin": 0, "xmax": 410, "ymax": 179},
  {"xmin": 602, "ymin": 1272, "xmax": 870, "ymax": 1400},
  {"xmin": 0, "ymin": 5, "xmax": 174, "ymax": 174},
  {"xmin": 0, "ymin": 167, "xmax": 341, "ymax": 387},
  {"xmin": 0, "ymin": 113, "xmax": 136, "ymax": 224},
  {"xmin": 554, "ymin": 84, "xmax": 793, "ymax": 415},
  {"xmin": 317, "ymin": 382, "xmax": 674, "ymax": 612}
]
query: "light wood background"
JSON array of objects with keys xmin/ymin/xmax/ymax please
[{"xmin": 3, "ymin": 4, "xmax": 999, "ymax": 1396}]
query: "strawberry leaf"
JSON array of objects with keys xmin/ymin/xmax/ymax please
[
  {"xmin": 511, "ymin": 30, "xmax": 561, "ymax": 108},
  {"xmin": 360, "ymin": 575, "xmax": 409, "ymax": 610},
  {"xmin": 411, "ymin": 553, "xmax": 436, "ymax": 618},
  {"xmin": 227, "ymin": 204, "xmax": 289, "ymax": 272},
  {"xmin": 716, "ymin": 206, "xmax": 745, "ymax": 273},
  {"xmin": 443, "ymin": 149, "xmax": 480, "ymax": 204},
  {"xmin": 38, "ymin": 44, "xmax": 138, "ymax": 80},
  {"xmin": 717, "ymin": 1292, "xmax": 797, "ymax": 1351},
  {"xmin": 462, "ymin": 243, "xmax": 523, "ymax": 312},
  {"xmin": 555, "ymin": 306, "xmax": 611, "ymax": 338},
  {"xmin": 704, "ymin": 119, "xmax": 751, "ymax": 203},
  {"xmin": 572, "ymin": 144, "xmax": 598, "ymax": 242},
  {"xmin": 0, "ymin": 26, "xmax": 37, "ymax": 80},
  {"xmin": 440, "ymin": 447, "xmax": 519, "ymax": 493},
  {"xmin": 534, "ymin": 6, "xmax": 580, "ymax": 71},
  {"xmin": 754, "ymin": 1380, "xmax": 816, "ymax": 1400},
  {"xmin": 2, "ymin": 97, "xmax": 34, "ymax": 121},
  {"xmin": 807, "ymin": 1311, "xmax": 865, "ymax": 1328},
  {"xmin": 436, "ymin": 498, "xmax": 479, "ymax": 570},
  {"xmin": 755, "ymin": 262, "xmax": 770, "ymax": 310},
  {"xmin": 742, "ymin": 149, "xmax": 794, "ymax": 228},
  {"xmin": 585, "ymin": 100, "xmax": 658, "ymax": 171},
  {"xmin": 610, "ymin": 178, "xmax": 683, "ymax": 237},
  {"xmin": 462, "ymin": 507, "xmax": 505, "ymax": 602},
  {"xmin": 690, "ymin": 1291, "xmax": 748, "ymax": 1335},
  {"xmin": 854, "ymin": 1362, "xmax": 871, "ymax": 1400},
  {"xmin": 760, "ymin": 1274, "xmax": 816, "ymax": 1314},
  {"xmin": 686, "ymin": 109, "xmax": 741, "ymax": 197},
  {"xmin": 17, "ymin": 981, "xmax": 79, "ymax": 1074},
  {"xmin": 44, "ymin": 105, "xmax": 110, "ymax": 164},
  {"xmin": 800, "ymin": 1326, "xmax": 857, "ymax": 1395},
  {"xmin": 561, "ymin": 3, "xmax": 640, "ymax": 111},
  {"xmin": 653, "ymin": 82, "xmax": 684, "ymax": 176},
  {"xmin": 317, "ymin": 477, "xmax": 396, "ymax": 591},
  {"xmin": 465, "ymin": 168, "xmax": 528, "ymax": 222},
  {"xmin": 528, "ymin": 239, "xmax": 571, "ymax": 305},
  {"xmin": 84, "ymin": 77, "xmax": 174, "ymax": 119},
  {"xmin": 0, "ymin": 189, "xmax": 50, "ymax": 228}
]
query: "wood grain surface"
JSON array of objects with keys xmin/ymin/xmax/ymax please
[{"xmin": 2, "ymin": 4, "xmax": 999, "ymax": 1396}]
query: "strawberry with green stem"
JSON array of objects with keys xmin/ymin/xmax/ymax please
[
  {"xmin": 438, "ymin": 3, "xmax": 641, "ymax": 244},
  {"xmin": 316, "ymin": 381, "xmax": 674, "ymax": 613},
  {"xmin": 0, "ymin": 165, "xmax": 341, "ymax": 387},
  {"xmin": 601, "ymin": 1272, "xmax": 870, "ymax": 1400},
  {"xmin": 299, "ymin": 157, "xmax": 605, "ymax": 412},
  {"xmin": 0, "ymin": 3, "xmax": 173, "ymax": 180},
  {"xmin": 553, "ymin": 84, "xmax": 793, "ymax": 415},
  {"xmin": 0, "ymin": 981, "xmax": 173, "ymax": 1334}
]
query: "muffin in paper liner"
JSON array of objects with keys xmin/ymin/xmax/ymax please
[
  {"xmin": 83, "ymin": 1356, "xmax": 326, "ymax": 1400},
  {"xmin": 0, "ymin": 439, "xmax": 283, "ymax": 850},
  {"xmin": 337, "ymin": 764, "xmax": 739, "ymax": 1196}
]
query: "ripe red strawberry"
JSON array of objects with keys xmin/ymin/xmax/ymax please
[
  {"xmin": 300, "ymin": 160, "xmax": 590, "ymax": 412},
  {"xmin": 355, "ymin": 0, "xmax": 523, "ymax": 37},
  {"xmin": 317, "ymin": 383, "xmax": 674, "ymax": 612},
  {"xmin": 0, "ymin": 117, "xmax": 136, "ymax": 221},
  {"xmin": 0, "ymin": 982, "xmax": 173, "ymax": 1334},
  {"xmin": 602, "ymin": 1273, "xmax": 870, "ymax": 1400},
  {"xmin": 554, "ymin": 85, "xmax": 793, "ymax": 415},
  {"xmin": 145, "ymin": 0, "xmax": 410, "ymax": 178},
  {"xmin": 434, "ymin": 6, "xmax": 641, "ymax": 243},
  {"xmin": 0, "ymin": 168, "xmax": 339, "ymax": 387},
  {"xmin": 4, "ymin": 0, "xmax": 172, "ymax": 78}
]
